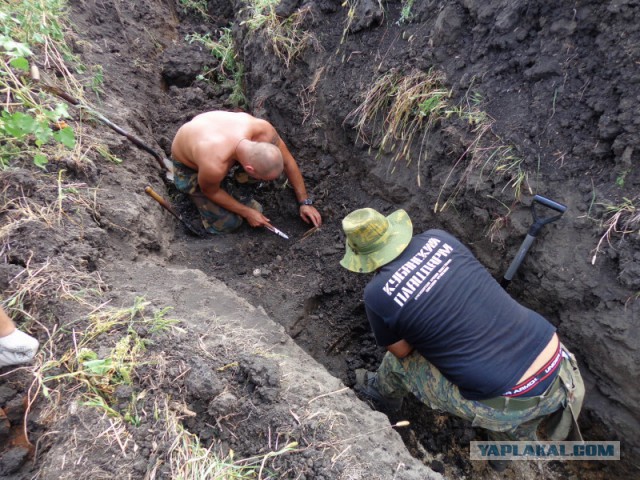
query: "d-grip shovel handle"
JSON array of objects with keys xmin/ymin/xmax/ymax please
[
  {"xmin": 501, "ymin": 195, "xmax": 567, "ymax": 287},
  {"xmin": 528, "ymin": 195, "xmax": 567, "ymax": 237}
]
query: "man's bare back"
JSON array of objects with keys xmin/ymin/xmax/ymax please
[
  {"xmin": 170, "ymin": 111, "xmax": 322, "ymax": 230},
  {"xmin": 171, "ymin": 111, "xmax": 276, "ymax": 171}
]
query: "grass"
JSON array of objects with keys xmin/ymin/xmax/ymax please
[
  {"xmin": 32, "ymin": 297, "xmax": 180, "ymax": 427},
  {"xmin": 339, "ymin": 0, "xmax": 384, "ymax": 45},
  {"xmin": 591, "ymin": 196, "xmax": 639, "ymax": 265},
  {"xmin": 347, "ymin": 70, "xmax": 532, "ymax": 215},
  {"xmin": 178, "ymin": 0, "xmax": 210, "ymax": 19},
  {"xmin": 186, "ymin": 29, "xmax": 246, "ymax": 108},
  {"xmin": 167, "ymin": 404, "xmax": 299, "ymax": 480},
  {"xmin": 241, "ymin": 0, "xmax": 318, "ymax": 68},
  {"xmin": 346, "ymin": 68, "xmax": 451, "ymax": 186},
  {"xmin": 398, "ymin": 0, "xmax": 416, "ymax": 24}
]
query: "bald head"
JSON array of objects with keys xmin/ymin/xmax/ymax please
[{"xmin": 238, "ymin": 141, "xmax": 283, "ymax": 180}]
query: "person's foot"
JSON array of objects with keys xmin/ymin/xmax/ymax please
[
  {"xmin": 354, "ymin": 369, "xmax": 403, "ymax": 412},
  {"xmin": 488, "ymin": 459, "xmax": 508, "ymax": 472},
  {"xmin": 0, "ymin": 329, "xmax": 39, "ymax": 368}
]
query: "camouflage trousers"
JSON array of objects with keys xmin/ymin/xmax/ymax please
[
  {"xmin": 172, "ymin": 160, "xmax": 259, "ymax": 234},
  {"xmin": 376, "ymin": 349, "xmax": 573, "ymax": 441}
]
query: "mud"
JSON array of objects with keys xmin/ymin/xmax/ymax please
[{"xmin": 1, "ymin": 0, "xmax": 638, "ymax": 478}]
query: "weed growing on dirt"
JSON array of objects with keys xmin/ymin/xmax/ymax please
[
  {"xmin": 186, "ymin": 29, "xmax": 246, "ymax": 108},
  {"xmin": 0, "ymin": 0, "xmax": 79, "ymax": 169},
  {"xmin": 339, "ymin": 0, "xmax": 384, "ymax": 45},
  {"xmin": 166, "ymin": 398, "xmax": 299, "ymax": 479},
  {"xmin": 346, "ymin": 68, "xmax": 450, "ymax": 185},
  {"xmin": 33, "ymin": 298, "xmax": 180, "ymax": 430},
  {"xmin": 178, "ymin": 0, "xmax": 210, "ymax": 19},
  {"xmin": 398, "ymin": 0, "xmax": 416, "ymax": 24},
  {"xmin": 348, "ymin": 70, "xmax": 531, "ymax": 214},
  {"xmin": 591, "ymin": 196, "xmax": 639, "ymax": 265},
  {"xmin": 241, "ymin": 0, "xmax": 318, "ymax": 68}
]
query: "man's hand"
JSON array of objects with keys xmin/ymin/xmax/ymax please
[
  {"xmin": 387, "ymin": 339, "xmax": 414, "ymax": 359},
  {"xmin": 300, "ymin": 205, "xmax": 322, "ymax": 227},
  {"xmin": 244, "ymin": 208, "xmax": 272, "ymax": 228}
]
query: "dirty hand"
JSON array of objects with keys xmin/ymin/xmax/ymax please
[
  {"xmin": 244, "ymin": 208, "xmax": 271, "ymax": 228},
  {"xmin": 299, "ymin": 205, "xmax": 322, "ymax": 227}
]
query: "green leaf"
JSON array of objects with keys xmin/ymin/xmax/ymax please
[
  {"xmin": 9, "ymin": 57, "xmax": 29, "ymax": 71},
  {"xmin": 0, "ymin": 35, "xmax": 33, "ymax": 57},
  {"xmin": 33, "ymin": 153, "xmax": 48, "ymax": 169},
  {"xmin": 33, "ymin": 120, "xmax": 53, "ymax": 145},
  {"xmin": 2, "ymin": 111, "xmax": 36, "ymax": 138},
  {"xmin": 53, "ymin": 126, "xmax": 75, "ymax": 148},
  {"xmin": 83, "ymin": 358, "xmax": 113, "ymax": 375}
]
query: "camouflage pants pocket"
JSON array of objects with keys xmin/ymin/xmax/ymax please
[{"xmin": 171, "ymin": 160, "xmax": 245, "ymax": 234}]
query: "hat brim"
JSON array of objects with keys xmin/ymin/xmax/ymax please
[{"xmin": 340, "ymin": 209, "xmax": 413, "ymax": 273}]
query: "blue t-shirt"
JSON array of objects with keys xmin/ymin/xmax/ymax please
[{"xmin": 364, "ymin": 229, "xmax": 555, "ymax": 400}]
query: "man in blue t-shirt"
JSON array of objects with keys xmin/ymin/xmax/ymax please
[{"xmin": 340, "ymin": 208, "xmax": 584, "ymax": 461}]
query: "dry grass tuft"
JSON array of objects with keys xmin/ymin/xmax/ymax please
[
  {"xmin": 346, "ymin": 68, "xmax": 450, "ymax": 185},
  {"xmin": 241, "ymin": 1, "xmax": 320, "ymax": 68},
  {"xmin": 591, "ymin": 197, "xmax": 639, "ymax": 265}
]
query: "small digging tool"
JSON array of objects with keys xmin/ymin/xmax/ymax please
[
  {"xmin": 144, "ymin": 186, "xmax": 204, "ymax": 237},
  {"xmin": 265, "ymin": 224, "xmax": 290, "ymax": 240},
  {"xmin": 501, "ymin": 195, "xmax": 567, "ymax": 288}
]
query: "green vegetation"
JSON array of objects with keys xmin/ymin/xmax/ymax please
[
  {"xmin": 241, "ymin": 0, "xmax": 317, "ymax": 68},
  {"xmin": 178, "ymin": 0, "xmax": 210, "ymax": 19},
  {"xmin": 348, "ymin": 69, "xmax": 532, "ymax": 212},
  {"xmin": 0, "ymin": 0, "xmax": 78, "ymax": 169},
  {"xmin": 398, "ymin": 0, "xmax": 416, "ymax": 24},
  {"xmin": 36, "ymin": 297, "xmax": 179, "ymax": 425},
  {"xmin": 187, "ymin": 29, "xmax": 246, "ymax": 107},
  {"xmin": 591, "ymin": 196, "xmax": 639, "ymax": 265},
  {"xmin": 347, "ymin": 68, "xmax": 450, "ymax": 185}
]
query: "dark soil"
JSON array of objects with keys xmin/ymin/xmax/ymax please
[{"xmin": 1, "ymin": 0, "xmax": 639, "ymax": 478}]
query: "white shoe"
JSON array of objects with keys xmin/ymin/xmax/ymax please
[{"xmin": 0, "ymin": 329, "xmax": 39, "ymax": 368}]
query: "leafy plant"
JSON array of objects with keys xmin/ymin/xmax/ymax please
[
  {"xmin": 241, "ymin": 0, "xmax": 318, "ymax": 68},
  {"xmin": 0, "ymin": 0, "xmax": 79, "ymax": 169},
  {"xmin": 178, "ymin": 0, "xmax": 210, "ymax": 19},
  {"xmin": 398, "ymin": 0, "xmax": 416, "ymax": 24},
  {"xmin": 187, "ymin": 29, "xmax": 247, "ymax": 108}
]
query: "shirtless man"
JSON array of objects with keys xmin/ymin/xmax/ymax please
[{"xmin": 171, "ymin": 111, "xmax": 322, "ymax": 234}]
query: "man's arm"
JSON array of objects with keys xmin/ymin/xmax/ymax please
[
  {"xmin": 198, "ymin": 161, "xmax": 272, "ymax": 228},
  {"xmin": 269, "ymin": 132, "xmax": 322, "ymax": 227},
  {"xmin": 387, "ymin": 339, "xmax": 414, "ymax": 359}
]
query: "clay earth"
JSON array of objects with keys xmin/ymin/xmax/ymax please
[{"xmin": 1, "ymin": 0, "xmax": 638, "ymax": 479}]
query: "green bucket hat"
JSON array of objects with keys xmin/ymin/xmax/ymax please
[{"xmin": 340, "ymin": 208, "xmax": 413, "ymax": 273}]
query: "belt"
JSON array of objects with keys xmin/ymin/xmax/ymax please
[{"xmin": 477, "ymin": 374, "xmax": 563, "ymax": 412}]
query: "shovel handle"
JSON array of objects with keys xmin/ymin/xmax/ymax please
[
  {"xmin": 529, "ymin": 195, "xmax": 567, "ymax": 237},
  {"xmin": 502, "ymin": 234, "xmax": 536, "ymax": 286},
  {"xmin": 145, "ymin": 186, "xmax": 205, "ymax": 237},
  {"xmin": 145, "ymin": 186, "xmax": 177, "ymax": 215},
  {"xmin": 533, "ymin": 195, "xmax": 567, "ymax": 214},
  {"xmin": 501, "ymin": 195, "xmax": 567, "ymax": 288}
]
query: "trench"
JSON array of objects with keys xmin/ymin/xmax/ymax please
[
  {"xmin": 159, "ymin": 117, "xmax": 581, "ymax": 478},
  {"xmin": 93, "ymin": 0, "xmax": 636, "ymax": 476}
]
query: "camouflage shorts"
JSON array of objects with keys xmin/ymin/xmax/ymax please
[
  {"xmin": 376, "ymin": 349, "xmax": 575, "ymax": 441},
  {"xmin": 172, "ymin": 159, "xmax": 253, "ymax": 234}
]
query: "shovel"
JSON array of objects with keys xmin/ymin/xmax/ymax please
[
  {"xmin": 144, "ymin": 186, "xmax": 204, "ymax": 237},
  {"xmin": 501, "ymin": 195, "xmax": 567, "ymax": 288}
]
